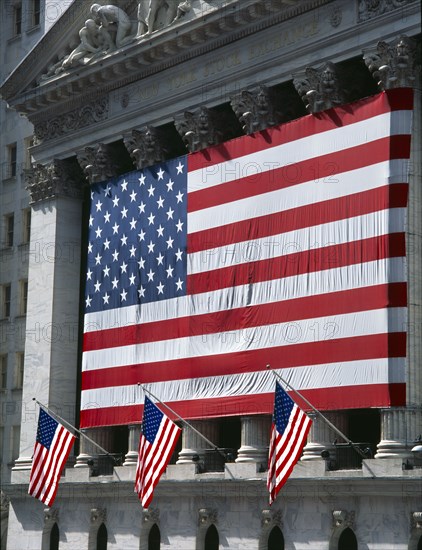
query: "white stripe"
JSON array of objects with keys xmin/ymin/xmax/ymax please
[
  {"xmin": 83, "ymin": 257, "xmax": 405, "ymax": 332},
  {"xmin": 187, "ymin": 111, "xmax": 411, "ymax": 191},
  {"xmin": 80, "ymin": 356, "xmax": 406, "ymax": 410},
  {"xmin": 188, "ymin": 209, "xmax": 405, "ymax": 274},
  {"xmin": 274, "ymin": 412, "xmax": 311, "ymax": 487},
  {"xmin": 82, "ymin": 307, "xmax": 405, "ymax": 371},
  {"xmin": 188, "ymin": 160, "xmax": 408, "ymax": 233}
]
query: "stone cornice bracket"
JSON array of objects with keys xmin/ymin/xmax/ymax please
[
  {"xmin": 174, "ymin": 107, "xmax": 223, "ymax": 152},
  {"xmin": 25, "ymin": 160, "xmax": 85, "ymax": 204},
  {"xmin": 44, "ymin": 508, "xmax": 59, "ymax": 527},
  {"xmin": 261, "ymin": 509, "xmax": 282, "ymax": 530},
  {"xmin": 358, "ymin": 0, "xmax": 413, "ymax": 22},
  {"xmin": 90, "ymin": 507, "xmax": 107, "ymax": 525},
  {"xmin": 363, "ymin": 35, "xmax": 418, "ymax": 90},
  {"xmin": 142, "ymin": 508, "xmax": 160, "ymax": 525},
  {"xmin": 293, "ymin": 62, "xmax": 347, "ymax": 113},
  {"xmin": 411, "ymin": 512, "xmax": 422, "ymax": 531},
  {"xmin": 76, "ymin": 143, "xmax": 119, "ymax": 184},
  {"xmin": 230, "ymin": 86, "xmax": 281, "ymax": 134},
  {"xmin": 198, "ymin": 508, "xmax": 218, "ymax": 527},
  {"xmin": 332, "ymin": 510, "xmax": 356, "ymax": 530},
  {"xmin": 123, "ymin": 126, "xmax": 168, "ymax": 169}
]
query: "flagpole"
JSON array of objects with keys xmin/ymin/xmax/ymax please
[
  {"xmin": 266, "ymin": 365, "xmax": 368, "ymax": 459},
  {"xmin": 32, "ymin": 398, "xmax": 119, "ymax": 462},
  {"xmin": 138, "ymin": 384, "xmax": 226, "ymax": 457}
]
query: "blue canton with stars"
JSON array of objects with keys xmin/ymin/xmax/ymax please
[
  {"xmin": 36, "ymin": 409, "xmax": 59, "ymax": 450},
  {"xmin": 84, "ymin": 157, "xmax": 188, "ymax": 313},
  {"xmin": 142, "ymin": 397, "xmax": 164, "ymax": 444},
  {"xmin": 273, "ymin": 382, "xmax": 295, "ymax": 434}
]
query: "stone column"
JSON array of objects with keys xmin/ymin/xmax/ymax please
[
  {"xmin": 301, "ymin": 412, "xmax": 348, "ymax": 461},
  {"xmin": 123, "ymin": 424, "xmax": 142, "ymax": 466},
  {"xmin": 75, "ymin": 428, "xmax": 114, "ymax": 468},
  {"xmin": 235, "ymin": 416, "xmax": 271, "ymax": 468},
  {"xmin": 364, "ymin": 35, "xmax": 422, "ymax": 456},
  {"xmin": 13, "ymin": 160, "xmax": 84, "ymax": 472},
  {"xmin": 177, "ymin": 420, "xmax": 218, "ymax": 463}
]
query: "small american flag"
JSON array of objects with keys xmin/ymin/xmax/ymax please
[
  {"xmin": 135, "ymin": 396, "xmax": 181, "ymax": 508},
  {"xmin": 267, "ymin": 382, "xmax": 312, "ymax": 505},
  {"xmin": 28, "ymin": 408, "xmax": 75, "ymax": 506}
]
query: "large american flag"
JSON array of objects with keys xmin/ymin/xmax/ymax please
[
  {"xmin": 267, "ymin": 381, "xmax": 312, "ymax": 505},
  {"xmin": 81, "ymin": 88, "xmax": 413, "ymax": 428},
  {"xmin": 135, "ymin": 396, "xmax": 181, "ymax": 508},
  {"xmin": 28, "ymin": 408, "xmax": 75, "ymax": 506}
]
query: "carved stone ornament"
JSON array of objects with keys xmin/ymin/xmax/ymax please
[
  {"xmin": 230, "ymin": 86, "xmax": 281, "ymax": 134},
  {"xmin": 411, "ymin": 512, "xmax": 422, "ymax": 530},
  {"xmin": 90, "ymin": 507, "xmax": 107, "ymax": 525},
  {"xmin": 76, "ymin": 143, "xmax": 119, "ymax": 184},
  {"xmin": 33, "ymin": 97, "xmax": 109, "ymax": 145},
  {"xmin": 358, "ymin": 0, "xmax": 413, "ymax": 22},
  {"xmin": 261, "ymin": 509, "xmax": 282, "ymax": 529},
  {"xmin": 363, "ymin": 35, "xmax": 417, "ymax": 90},
  {"xmin": 123, "ymin": 126, "xmax": 167, "ymax": 169},
  {"xmin": 0, "ymin": 491, "xmax": 10, "ymax": 512},
  {"xmin": 332, "ymin": 510, "xmax": 356, "ymax": 529},
  {"xmin": 137, "ymin": 0, "xmax": 192, "ymax": 37},
  {"xmin": 175, "ymin": 107, "xmax": 223, "ymax": 152},
  {"xmin": 44, "ymin": 508, "xmax": 59, "ymax": 526},
  {"xmin": 198, "ymin": 508, "xmax": 218, "ymax": 526},
  {"xmin": 25, "ymin": 160, "xmax": 84, "ymax": 204},
  {"xmin": 293, "ymin": 62, "xmax": 346, "ymax": 113},
  {"xmin": 142, "ymin": 508, "xmax": 160, "ymax": 524}
]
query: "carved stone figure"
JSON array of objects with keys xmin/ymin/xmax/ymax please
[
  {"xmin": 175, "ymin": 107, "xmax": 223, "ymax": 152},
  {"xmin": 62, "ymin": 19, "xmax": 114, "ymax": 70},
  {"xmin": 137, "ymin": 0, "xmax": 192, "ymax": 36},
  {"xmin": 90, "ymin": 3, "xmax": 133, "ymax": 48},
  {"xmin": 293, "ymin": 62, "xmax": 346, "ymax": 113},
  {"xmin": 123, "ymin": 126, "xmax": 167, "ymax": 169},
  {"xmin": 230, "ymin": 86, "xmax": 280, "ymax": 134},
  {"xmin": 358, "ymin": 0, "xmax": 412, "ymax": 22}
]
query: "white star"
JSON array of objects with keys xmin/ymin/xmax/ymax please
[
  {"xmin": 147, "ymin": 184, "xmax": 155, "ymax": 197},
  {"xmin": 120, "ymin": 234, "xmax": 128, "ymax": 246},
  {"xmin": 176, "ymin": 190, "xmax": 184, "ymax": 203},
  {"xmin": 86, "ymin": 295, "xmax": 92, "ymax": 307},
  {"xmin": 104, "ymin": 211, "xmax": 111, "ymax": 223},
  {"xmin": 166, "ymin": 207, "xmax": 174, "ymax": 220},
  {"xmin": 95, "ymin": 226, "xmax": 102, "ymax": 239},
  {"xmin": 138, "ymin": 286, "xmax": 145, "ymax": 298},
  {"xmin": 87, "ymin": 268, "xmax": 93, "ymax": 280},
  {"xmin": 139, "ymin": 174, "xmax": 146, "ymax": 186},
  {"xmin": 157, "ymin": 167, "xmax": 165, "ymax": 180},
  {"xmin": 91, "ymin": 191, "xmax": 94, "ymax": 199},
  {"xmin": 176, "ymin": 219, "xmax": 184, "ymax": 232},
  {"xmin": 156, "ymin": 225, "xmax": 164, "ymax": 237},
  {"xmin": 147, "ymin": 241, "xmax": 155, "ymax": 253},
  {"xmin": 166, "ymin": 179, "xmax": 174, "ymax": 192},
  {"xmin": 112, "ymin": 222, "xmax": 119, "ymax": 234},
  {"xmin": 166, "ymin": 236, "xmax": 174, "ymax": 249},
  {"xmin": 121, "ymin": 179, "xmax": 128, "ymax": 191},
  {"xmin": 120, "ymin": 261, "xmax": 128, "ymax": 273},
  {"xmin": 156, "ymin": 252, "xmax": 164, "ymax": 265},
  {"xmin": 175, "ymin": 278, "xmax": 184, "ymax": 290},
  {"xmin": 120, "ymin": 289, "xmax": 127, "ymax": 301},
  {"xmin": 103, "ymin": 265, "xmax": 110, "ymax": 277},
  {"xmin": 95, "ymin": 253, "xmax": 102, "ymax": 265},
  {"xmin": 130, "ymin": 190, "xmax": 137, "ymax": 202},
  {"xmin": 176, "ymin": 161, "xmax": 184, "ymax": 174},
  {"xmin": 112, "ymin": 249, "xmax": 119, "ymax": 262},
  {"xmin": 157, "ymin": 282, "xmax": 165, "ymax": 294},
  {"xmin": 138, "ymin": 202, "xmax": 146, "ymax": 214},
  {"xmin": 129, "ymin": 217, "xmax": 137, "ymax": 230},
  {"xmin": 138, "ymin": 257, "xmax": 145, "ymax": 270},
  {"xmin": 129, "ymin": 245, "xmax": 137, "ymax": 257},
  {"xmin": 157, "ymin": 196, "xmax": 165, "ymax": 208},
  {"xmin": 103, "ymin": 292, "xmax": 110, "ymax": 304},
  {"xmin": 104, "ymin": 238, "xmax": 110, "ymax": 250},
  {"xmin": 138, "ymin": 229, "xmax": 146, "ymax": 242},
  {"xmin": 121, "ymin": 206, "xmax": 128, "ymax": 219},
  {"xmin": 94, "ymin": 280, "xmax": 101, "ymax": 292},
  {"xmin": 111, "ymin": 277, "xmax": 119, "ymax": 289},
  {"xmin": 166, "ymin": 265, "xmax": 174, "ymax": 278},
  {"xmin": 88, "ymin": 242, "xmax": 93, "ymax": 253},
  {"xmin": 89, "ymin": 215, "xmax": 94, "ymax": 227},
  {"xmin": 104, "ymin": 185, "xmax": 111, "ymax": 196},
  {"xmin": 147, "ymin": 269, "xmax": 155, "ymax": 281},
  {"xmin": 112, "ymin": 196, "xmax": 120, "ymax": 207},
  {"xmin": 129, "ymin": 273, "xmax": 136, "ymax": 285},
  {"xmin": 175, "ymin": 248, "xmax": 183, "ymax": 261},
  {"xmin": 148, "ymin": 213, "xmax": 155, "ymax": 225},
  {"xmin": 96, "ymin": 200, "xmax": 102, "ymax": 211}
]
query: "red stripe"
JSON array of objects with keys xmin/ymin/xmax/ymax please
[
  {"xmin": 82, "ymin": 331, "xmax": 406, "ymax": 390},
  {"xmin": 80, "ymin": 382, "xmax": 406, "ymax": 427},
  {"xmin": 188, "ymin": 233, "xmax": 405, "ymax": 295},
  {"xmin": 83, "ymin": 282, "xmax": 406, "ymax": 352},
  {"xmin": 188, "ymin": 136, "xmax": 410, "ymax": 213},
  {"xmin": 188, "ymin": 184, "xmax": 409, "ymax": 253},
  {"xmin": 187, "ymin": 89, "xmax": 413, "ymax": 172}
]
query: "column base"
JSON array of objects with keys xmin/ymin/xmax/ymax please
[
  {"xmin": 235, "ymin": 445, "xmax": 268, "ymax": 465},
  {"xmin": 375, "ymin": 440, "xmax": 413, "ymax": 459},
  {"xmin": 11, "ymin": 456, "xmax": 32, "ymax": 470},
  {"xmin": 123, "ymin": 450, "xmax": 139, "ymax": 466},
  {"xmin": 74, "ymin": 453, "xmax": 93, "ymax": 468}
]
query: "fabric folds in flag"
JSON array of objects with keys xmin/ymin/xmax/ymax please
[
  {"xmin": 28, "ymin": 408, "xmax": 75, "ymax": 506},
  {"xmin": 135, "ymin": 396, "xmax": 181, "ymax": 508},
  {"xmin": 81, "ymin": 88, "xmax": 413, "ymax": 428},
  {"xmin": 267, "ymin": 382, "xmax": 312, "ymax": 505}
]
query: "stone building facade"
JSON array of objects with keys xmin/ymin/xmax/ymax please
[{"xmin": 0, "ymin": 1, "xmax": 421, "ymax": 549}]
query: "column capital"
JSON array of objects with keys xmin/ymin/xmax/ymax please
[
  {"xmin": 293, "ymin": 62, "xmax": 347, "ymax": 113},
  {"xmin": 174, "ymin": 107, "xmax": 223, "ymax": 152},
  {"xmin": 25, "ymin": 159, "xmax": 84, "ymax": 204},
  {"xmin": 44, "ymin": 508, "xmax": 59, "ymax": 528},
  {"xmin": 76, "ymin": 143, "xmax": 120, "ymax": 184},
  {"xmin": 123, "ymin": 126, "xmax": 168, "ymax": 169},
  {"xmin": 230, "ymin": 86, "xmax": 281, "ymax": 134},
  {"xmin": 90, "ymin": 507, "xmax": 107, "ymax": 525},
  {"xmin": 363, "ymin": 35, "xmax": 418, "ymax": 90}
]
